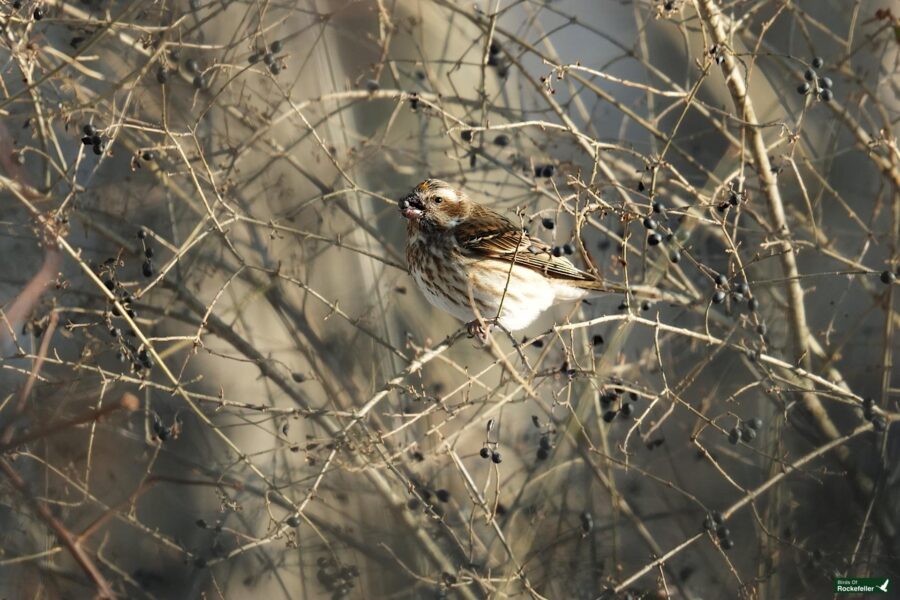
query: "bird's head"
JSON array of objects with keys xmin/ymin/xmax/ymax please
[{"xmin": 399, "ymin": 179, "xmax": 471, "ymax": 231}]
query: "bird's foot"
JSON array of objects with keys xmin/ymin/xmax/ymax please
[{"xmin": 466, "ymin": 319, "xmax": 494, "ymax": 344}]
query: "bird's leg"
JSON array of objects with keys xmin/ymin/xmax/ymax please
[{"xmin": 465, "ymin": 319, "xmax": 495, "ymax": 344}]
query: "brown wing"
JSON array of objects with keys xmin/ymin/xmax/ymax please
[{"xmin": 453, "ymin": 204, "xmax": 594, "ymax": 282}]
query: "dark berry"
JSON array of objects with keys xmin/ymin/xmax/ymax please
[
  {"xmin": 551, "ymin": 246, "xmax": 562, "ymax": 257},
  {"xmin": 479, "ymin": 447, "xmax": 490, "ymax": 459},
  {"xmin": 286, "ymin": 514, "xmax": 301, "ymax": 527},
  {"xmin": 541, "ymin": 164, "xmax": 555, "ymax": 178},
  {"xmin": 270, "ymin": 40, "xmax": 283, "ymax": 53},
  {"xmin": 711, "ymin": 511, "xmax": 724, "ymax": 524},
  {"xmin": 716, "ymin": 525, "xmax": 730, "ymax": 539},
  {"xmin": 880, "ymin": 270, "xmax": 896, "ymax": 284},
  {"xmin": 647, "ymin": 232, "xmax": 662, "ymax": 246},
  {"xmin": 269, "ymin": 63, "xmax": 281, "ymax": 75},
  {"xmin": 721, "ymin": 538, "xmax": 735, "ymax": 550},
  {"xmin": 562, "ymin": 243, "xmax": 574, "ymax": 255},
  {"xmin": 33, "ymin": 6, "xmax": 44, "ymax": 20},
  {"xmin": 248, "ymin": 52, "xmax": 261, "ymax": 64},
  {"xmin": 602, "ymin": 410, "xmax": 617, "ymax": 423},
  {"xmin": 592, "ymin": 334, "xmax": 604, "ymax": 346},
  {"xmin": 365, "ymin": 79, "xmax": 379, "ymax": 92},
  {"xmin": 740, "ymin": 427, "xmax": 756, "ymax": 442},
  {"xmin": 81, "ymin": 136, "xmax": 93, "ymax": 146},
  {"xmin": 728, "ymin": 427, "xmax": 740, "ymax": 444},
  {"xmin": 873, "ymin": 417, "xmax": 887, "ymax": 432},
  {"xmin": 819, "ymin": 76, "xmax": 833, "ymax": 90},
  {"xmin": 489, "ymin": 40, "xmax": 501, "ymax": 55},
  {"xmin": 90, "ymin": 134, "xmax": 102, "ymax": 145},
  {"xmin": 490, "ymin": 451, "xmax": 502, "ymax": 464},
  {"xmin": 651, "ymin": 200, "xmax": 664, "ymax": 213},
  {"xmin": 137, "ymin": 229, "xmax": 147, "ymax": 239},
  {"xmin": 142, "ymin": 260, "xmax": 153, "ymax": 277},
  {"xmin": 812, "ymin": 56, "xmax": 824, "ymax": 69},
  {"xmin": 185, "ymin": 59, "xmax": 200, "ymax": 73},
  {"xmin": 83, "ymin": 123, "xmax": 97, "ymax": 137},
  {"xmin": 746, "ymin": 417, "xmax": 763, "ymax": 430},
  {"xmin": 733, "ymin": 282, "xmax": 747, "ymax": 295},
  {"xmin": 435, "ymin": 489, "xmax": 450, "ymax": 502},
  {"xmin": 819, "ymin": 89, "xmax": 833, "ymax": 102},
  {"xmin": 193, "ymin": 74, "xmax": 208, "ymax": 89},
  {"xmin": 641, "ymin": 300, "xmax": 651, "ymax": 311},
  {"xmin": 141, "ymin": 150, "xmax": 156, "ymax": 161},
  {"xmin": 620, "ymin": 403, "xmax": 633, "ymax": 417},
  {"xmin": 536, "ymin": 448, "xmax": 549, "ymax": 460},
  {"xmin": 714, "ymin": 273, "xmax": 727, "ymax": 287},
  {"xmin": 460, "ymin": 129, "xmax": 473, "ymax": 142},
  {"xmin": 804, "ymin": 68, "xmax": 816, "ymax": 81},
  {"xmin": 643, "ymin": 217, "xmax": 657, "ymax": 230},
  {"xmin": 493, "ymin": 134, "xmax": 509, "ymax": 146},
  {"xmin": 541, "ymin": 217, "xmax": 555, "ymax": 229},
  {"xmin": 92, "ymin": 144, "xmax": 103, "ymax": 155},
  {"xmin": 156, "ymin": 67, "xmax": 169, "ymax": 84},
  {"xmin": 712, "ymin": 290, "xmax": 726, "ymax": 304},
  {"xmin": 797, "ymin": 82, "xmax": 810, "ymax": 95},
  {"xmin": 670, "ymin": 249, "xmax": 681, "ymax": 263},
  {"xmin": 539, "ymin": 435, "xmax": 551, "ymax": 451},
  {"xmin": 263, "ymin": 52, "xmax": 275, "ymax": 65},
  {"xmin": 144, "ymin": 246, "xmax": 154, "ymax": 258}
]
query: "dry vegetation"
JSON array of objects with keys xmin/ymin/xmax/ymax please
[{"xmin": 0, "ymin": 0, "xmax": 898, "ymax": 598}]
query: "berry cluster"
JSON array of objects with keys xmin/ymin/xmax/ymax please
[
  {"xmin": 316, "ymin": 556, "xmax": 359, "ymax": 599},
  {"xmin": 80, "ymin": 123, "xmax": 106, "ymax": 156},
  {"xmin": 704, "ymin": 511, "xmax": 734, "ymax": 550},
  {"xmin": 728, "ymin": 417, "xmax": 762, "ymax": 445},
  {"xmin": 796, "ymin": 56, "xmax": 833, "ymax": 102}
]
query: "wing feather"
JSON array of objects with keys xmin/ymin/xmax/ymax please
[{"xmin": 453, "ymin": 205, "xmax": 594, "ymax": 282}]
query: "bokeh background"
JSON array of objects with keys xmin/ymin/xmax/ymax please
[{"xmin": 0, "ymin": 0, "xmax": 898, "ymax": 598}]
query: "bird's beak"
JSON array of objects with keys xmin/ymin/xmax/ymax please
[{"xmin": 399, "ymin": 194, "xmax": 425, "ymax": 220}]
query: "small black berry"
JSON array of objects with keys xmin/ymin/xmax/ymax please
[
  {"xmin": 602, "ymin": 410, "xmax": 617, "ymax": 423},
  {"xmin": 491, "ymin": 451, "xmax": 502, "ymax": 464},
  {"xmin": 83, "ymin": 124, "xmax": 97, "ymax": 137},
  {"xmin": 185, "ymin": 59, "xmax": 200, "ymax": 73},
  {"xmin": 142, "ymin": 260, "xmax": 153, "ymax": 277},
  {"xmin": 263, "ymin": 52, "xmax": 275, "ymax": 65},
  {"xmin": 797, "ymin": 82, "xmax": 810, "ymax": 95},
  {"xmin": 286, "ymin": 514, "xmax": 301, "ymax": 527},
  {"xmin": 270, "ymin": 40, "xmax": 283, "ymax": 53},
  {"xmin": 137, "ymin": 229, "xmax": 147, "ymax": 239},
  {"xmin": 536, "ymin": 448, "xmax": 549, "ymax": 460},
  {"xmin": 804, "ymin": 68, "xmax": 816, "ymax": 81},
  {"xmin": 142, "ymin": 150, "xmax": 156, "ymax": 161},
  {"xmin": 562, "ymin": 243, "xmax": 574, "ymax": 255},
  {"xmin": 740, "ymin": 427, "xmax": 756, "ymax": 442},
  {"xmin": 435, "ymin": 489, "xmax": 450, "ymax": 502},
  {"xmin": 714, "ymin": 274, "xmax": 727, "ymax": 287},
  {"xmin": 493, "ymin": 134, "xmax": 510, "ymax": 146},
  {"xmin": 819, "ymin": 89, "xmax": 833, "ymax": 102},
  {"xmin": 651, "ymin": 200, "xmax": 664, "ymax": 213},
  {"xmin": 647, "ymin": 232, "xmax": 662, "ymax": 246},
  {"xmin": 812, "ymin": 56, "xmax": 824, "ymax": 69},
  {"xmin": 712, "ymin": 290, "xmax": 726, "ymax": 304},
  {"xmin": 479, "ymin": 447, "xmax": 490, "ymax": 459},
  {"xmin": 746, "ymin": 417, "xmax": 763, "ymax": 430},
  {"xmin": 541, "ymin": 217, "xmax": 555, "ymax": 229},
  {"xmin": 460, "ymin": 129, "xmax": 473, "ymax": 142},
  {"xmin": 819, "ymin": 76, "xmax": 833, "ymax": 90},
  {"xmin": 33, "ymin": 6, "xmax": 44, "ymax": 20},
  {"xmin": 551, "ymin": 246, "xmax": 562, "ymax": 257},
  {"xmin": 541, "ymin": 164, "xmax": 555, "ymax": 178},
  {"xmin": 642, "ymin": 217, "xmax": 657, "ymax": 230},
  {"xmin": 728, "ymin": 427, "xmax": 740, "ymax": 444},
  {"xmin": 880, "ymin": 270, "xmax": 896, "ymax": 284},
  {"xmin": 592, "ymin": 334, "xmax": 604, "ymax": 346}
]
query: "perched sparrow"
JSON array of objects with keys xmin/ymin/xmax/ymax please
[{"xmin": 399, "ymin": 179, "xmax": 621, "ymax": 339}]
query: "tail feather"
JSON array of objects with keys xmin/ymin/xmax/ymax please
[{"xmin": 571, "ymin": 278, "xmax": 689, "ymax": 305}]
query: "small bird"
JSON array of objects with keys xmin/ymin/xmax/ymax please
[{"xmin": 399, "ymin": 179, "xmax": 621, "ymax": 339}]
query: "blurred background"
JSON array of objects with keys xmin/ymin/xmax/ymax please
[{"xmin": 0, "ymin": 0, "xmax": 897, "ymax": 598}]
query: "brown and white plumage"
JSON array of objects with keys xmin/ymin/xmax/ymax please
[{"xmin": 399, "ymin": 179, "xmax": 614, "ymax": 334}]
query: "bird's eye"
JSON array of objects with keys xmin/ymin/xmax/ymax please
[{"xmin": 433, "ymin": 197, "xmax": 442, "ymax": 204}]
